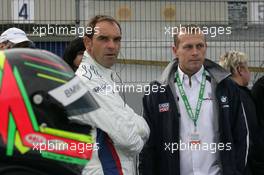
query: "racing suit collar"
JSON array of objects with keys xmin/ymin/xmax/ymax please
[{"xmin": 82, "ymin": 51, "xmax": 115, "ymax": 81}]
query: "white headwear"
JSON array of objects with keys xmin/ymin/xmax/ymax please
[{"xmin": 0, "ymin": 27, "xmax": 29, "ymax": 44}]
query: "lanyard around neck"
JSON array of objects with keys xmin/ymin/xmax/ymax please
[{"xmin": 175, "ymin": 69, "xmax": 206, "ymax": 127}]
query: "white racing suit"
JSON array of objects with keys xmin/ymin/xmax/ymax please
[{"xmin": 71, "ymin": 51, "xmax": 150, "ymax": 175}]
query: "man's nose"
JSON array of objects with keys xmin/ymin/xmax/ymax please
[
  {"xmin": 106, "ymin": 40, "xmax": 116, "ymax": 49},
  {"xmin": 191, "ymin": 47, "xmax": 199, "ymax": 55}
]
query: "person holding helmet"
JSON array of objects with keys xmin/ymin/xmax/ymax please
[{"xmin": 0, "ymin": 48, "xmax": 98, "ymax": 175}]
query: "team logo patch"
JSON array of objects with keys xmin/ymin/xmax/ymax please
[
  {"xmin": 221, "ymin": 96, "xmax": 227, "ymax": 103},
  {"xmin": 159, "ymin": 103, "xmax": 169, "ymax": 112},
  {"xmin": 220, "ymin": 96, "xmax": 229, "ymax": 108}
]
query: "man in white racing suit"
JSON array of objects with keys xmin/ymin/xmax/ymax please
[{"xmin": 71, "ymin": 15, "xmax": 150, "ymax": 175}]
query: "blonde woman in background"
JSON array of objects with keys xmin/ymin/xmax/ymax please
[
  {"xmin": 219, "ymin": 51, "xmax": 251, "ymax": 87},
  {"xmin": 219, "ymin": 50, "xmax": 261, "ymax": 175}
]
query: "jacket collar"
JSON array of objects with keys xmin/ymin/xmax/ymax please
[
  {"xmin": 177, "ymin": 65, "xmax": 204, "ymax": 84},
  {"xmin": 160, "ymin": 58, "xmax": 231, "ymax": 85}
]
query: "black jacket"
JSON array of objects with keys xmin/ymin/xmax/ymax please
[
  {"xmin": 238, "ymin": 86, "xmax": 260, "ymax": 175},
  {"xmin": 252, "ymin": 76, "xmax": 264, "ymax": 126},
  {"xmin": 251, "ymin": 76, "xmax": 264, "ymax": 174},
  {"xmin": 139, "ymin": 59, "xmax": 249, "ymax": 175}
]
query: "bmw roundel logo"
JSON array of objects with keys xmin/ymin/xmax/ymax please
[{"xmin": 221, "ymin": 96, "xmax": 227, "ymax": 103}]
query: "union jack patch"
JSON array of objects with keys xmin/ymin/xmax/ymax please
[{"xmin": 159, "ymin": 103, "xmax": 169, "ymax": 112}]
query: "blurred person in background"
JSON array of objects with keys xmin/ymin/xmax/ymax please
[
  {"xmin": 0, "ymin": 27, "xmax": 35, "ymax": 49},
  {"xmin": 251, "ymin": 75, "xmax": 264, "ymax": 174},
  {"xmin": 63, "ymin": 37, "xmax": 85, "ymax": 72},
  {"xmin": 252, "ymin": 75, "xmax": 264, "ymax": 127},
  {"xmin": 219, "ymin": 50, "xmax": 260, "ymax": 175}
]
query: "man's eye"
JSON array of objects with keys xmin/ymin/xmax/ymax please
[
  {"xmin": 184, "ymin": 45, "xmax": 193, "ymax": 49},
  {"xmin": 98, "ymin": 36, "xmax": 108, "ymax": 41},
  {"xmin": 114, "ymin": 37, "xmax": 121, "ymax": 42},
  {"xmin": 196, "ymin": 44, "xmax": 204, "ymax": 49}
]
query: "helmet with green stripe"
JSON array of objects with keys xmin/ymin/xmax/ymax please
[{"xmin": 0, "ymin": 48, "xmax": 98, "ymax": 175}]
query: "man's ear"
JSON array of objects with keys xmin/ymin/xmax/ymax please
[
  {"xmin": 83, "ymin": 36, "xmax": 92, "ymax": 52},
  {"xmin": 237, "ymin": 66, "xmax": 243, "ymax": 76},
  {"xmin": 172, "ymin": 45, "xmax": 178, "ymax": 58}
]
